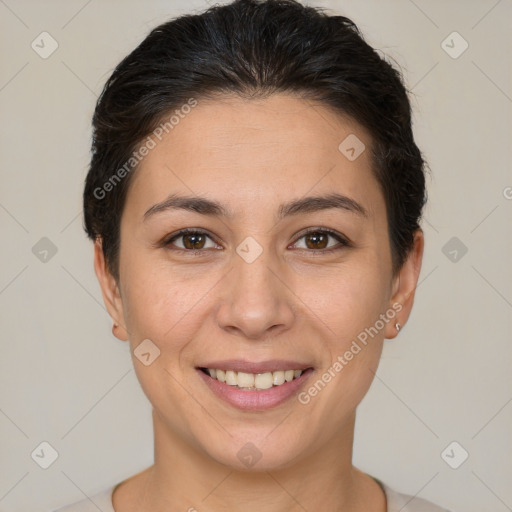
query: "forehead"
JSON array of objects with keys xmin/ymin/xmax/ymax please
[{"xmin": 124, "ymin": 93, "xmax": 382, "ymax": 218}]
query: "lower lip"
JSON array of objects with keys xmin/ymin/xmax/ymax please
[{"xmin": 196, "ymin": 368, "xmax": 314, "ymax": 411}]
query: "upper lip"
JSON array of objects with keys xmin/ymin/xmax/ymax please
[{"xmin": 197, "ymin": 359, "xmax": 313, "ymax": 374}]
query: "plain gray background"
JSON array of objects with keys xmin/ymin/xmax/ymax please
[{"xmin": 1, "ymin": 1, "xmax": 511, "ymax": 511}]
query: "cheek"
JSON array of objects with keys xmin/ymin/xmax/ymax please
[
  {"xmin": 118, "ymin": 258, "xmax": 216, "ymax": 426},
  {"xmin": 296, "ymin": 273, "xmax": 387, "ymax": 430},
  {"xmin": 295, "ymin": 259, "xmax": 391, "ymax": 341},
  {"xmin": 294, "ymin": 257, "xmax": 389, "ymax": 397},
  {"xmin": 120, "ymin": 253, "xmax": 218, "ymax": 352}
]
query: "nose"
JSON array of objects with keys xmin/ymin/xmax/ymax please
[{"xmin": 215, "ymin": 244, "xmax": 296, "ymax": 341}]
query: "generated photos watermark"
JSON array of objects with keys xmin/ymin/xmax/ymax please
[
  {"xmin": 93, "ymin": 97, "xmax": 198, "ymax": 200},
  {"xmin": 298, "ymin": 302, "xmax": 402, "ymax": 405}
]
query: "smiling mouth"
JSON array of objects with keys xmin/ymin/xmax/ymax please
[{"xmin": 198, "ymin": 367, "xmax": 313, "ymax": 391}]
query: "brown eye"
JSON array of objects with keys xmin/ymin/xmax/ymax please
[
  {"xmin": 165, "ymin": 230, "xmax": 218, "ymax": 251},
  {"xmin": 182, "ymin": 233, "xmax": 206, "ymax": 249},
  {"xmin": 304, "ymin": 231, "xmax": 329, "ymax": 250},
  {"xmin": 293, "ymin": 229, "xmax": 349, "ymax": 252}
]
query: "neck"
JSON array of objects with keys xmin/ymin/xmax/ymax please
[{"xmin": 119, "ymin": 408, "xmax": 382, "ymax": 512}]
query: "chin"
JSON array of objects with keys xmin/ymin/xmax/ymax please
[{"xmin": 200, "ymin": 429, "xmax": 307, "ymax": 472}]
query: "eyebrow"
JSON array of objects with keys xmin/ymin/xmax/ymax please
[{"xmin": 143, "ymin": 192, "xmax": 369, "ymax": 222}]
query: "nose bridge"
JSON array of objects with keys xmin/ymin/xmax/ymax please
[
  {"xmin": 235, "ymin": 238, "xmax": 278, "ymax": 299},
  {"xmin": 215, "ymin": 237, "xmax": 295, "ymax": 339}
]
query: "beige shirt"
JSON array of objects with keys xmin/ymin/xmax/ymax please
[{"xmin": 50, "ymin": 476, "xmax": 452, "ymax": 511}]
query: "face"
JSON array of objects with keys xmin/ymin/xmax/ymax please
[{"xmin": 95, "ymin": 93, "xmax": 423, "ymax": 471}]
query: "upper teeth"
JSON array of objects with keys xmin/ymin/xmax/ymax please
[{"xmin": 206, "ymin": 368, "xmax": 304, "ymax": 390}]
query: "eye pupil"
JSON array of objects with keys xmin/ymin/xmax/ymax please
[
  {"xmin": 305, "ymin": 232, "xmax": 328, "ymax": 250},
  {"xmin": 184, "ymin": 233, "xmax": 205, "ymax": 249}
]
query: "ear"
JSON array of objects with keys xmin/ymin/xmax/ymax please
[
  {"xmin": 384, "ymin": 229, "xmax": 424, "ymax": 340},
  {"xmin": 93, "ymin": 238, "xmax": 129, "ymax": 341}
]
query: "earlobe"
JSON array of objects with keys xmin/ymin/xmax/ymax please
[
  {"xmin": 93, "ymin": 238, "xmax": 129, "ymax": 341},
  {"xmin": 385, "ymin": 229, "xmax": 424, "ymax": 340}
]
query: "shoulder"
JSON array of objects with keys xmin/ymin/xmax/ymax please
[
  {"xmin": 377, "ymin": 478, "xmax": 453, "ymax": 512},
  {"xmin": 47, "ymin": 484, "xmax": 117, "ymax": 512}
]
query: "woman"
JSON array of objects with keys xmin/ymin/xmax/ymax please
[{"xmin": 54, "ymin": 0, "xmax": 451, "ymax": 510}]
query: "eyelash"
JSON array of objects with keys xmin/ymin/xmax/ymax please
[{"xmin": 162, "ymin": 227, "xmax": 351, "ymax": 255}]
